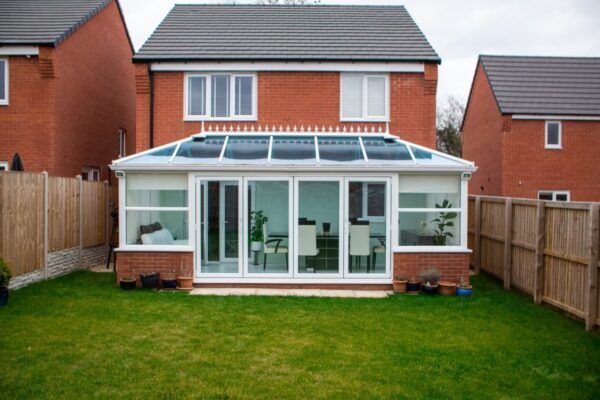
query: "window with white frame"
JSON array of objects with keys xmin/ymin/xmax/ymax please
[
  {"xmin": 545, "ymin": 121, "xmax": 561, "ymax": 149},
  {"xmin": 341, "ymin": 74, "xmax": 388, "ymax": 121},
  {"xmin": 398, "ymin": 175, "xmax": 462, "ymax": 247},
  {"xmin": 125, "ymin": 174, "xmax": 189, "ymax": 246},
  {"xmin": 82, "ymin": 167, "xmax": 100, "ymax": 181},
  {"xmin": 0, "ymin": 58, "xmax": 7, "ymax": 105},
  {"xmin": 0, "ymin": 161, "xmax": 8, "ymax": 171},
  {"xmin": 119, "ymin": 128, "xmax": 127, "ymax": 158},
  {"xmin": 538, "ymin": 190, "xmax": 570, "ymax": 202},
  {"xmin": 184, "ymin": 73, "xmax": 256, "ymax": 120}
]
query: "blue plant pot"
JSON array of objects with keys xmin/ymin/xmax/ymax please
[
  {"xmin": 406, "ymin": 281, "xmax": 421, "ymax": 294},
  {"xmin": 161, "ymin": 278, "xmax": 178, "ymax": 290},
  {"xmin": 422, "ymin": 284, "xmax": 439, "ymax": 295},
  {"xmin": 456, "ymin": 286, "xmax": 472, "ymax": 297}
]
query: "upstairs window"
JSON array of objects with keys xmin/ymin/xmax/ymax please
[
  {"xmin": 341, "ymin": 74, "xmax": 388, "ymax": 121},
  {"xmin": 538, "ymin": 191, "xmax": 570, "ymax": 202},
  {"xmin": 545, "ymin": 121, "xmax": 561, "ymax": 149},
  {"xmin": 0, "ymin": 58, "xmax": 7, "ymax": 105},
  {"xmin": 0, "ymin": 161, "xmax": 8, "ymax": 171},
  {"xmin": 119, "ymin": 128, "xmax": 127, "ymax": 158},
  {"xmin": 185, "ymin": 73, "xmax": 256, "ymax": 120}
]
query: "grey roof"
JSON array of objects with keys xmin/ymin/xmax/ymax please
[
  {"xmin": 134, "ymin": 5, "xmax": 440, "ymax": 63},
  {"xmin": 480, "ymin": 55, "xmax": 600, "ymax": 116},
  {"xmin": 0, "ymin": 0, "xmax": 111, "ymax": 46}
]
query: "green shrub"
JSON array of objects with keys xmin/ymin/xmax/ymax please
[{"xmin": 0, "ymin": 258, "xmax": 11, "ymax": 288}]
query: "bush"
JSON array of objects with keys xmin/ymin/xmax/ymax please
[{"xmin": 0, "ymin": 258, "xmax": 12, "ymax": 288}]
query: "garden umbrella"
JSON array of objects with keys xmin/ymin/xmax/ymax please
[{"xmin": 11, "ymin": 153, "xmax": 24, "ymax": 171}]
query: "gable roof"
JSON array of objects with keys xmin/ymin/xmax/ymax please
[
  {"xmin": 0, "ymin": 0, "xmax": 115, "ymax": 46},
  {"xmin": 134, "ymin": 4, "xmax": 440, "ymax": 63},
  {"xmin": 480, "ymin": 55, "xmax": 600, "ymax": 116}
]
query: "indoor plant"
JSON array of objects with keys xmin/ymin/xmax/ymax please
[
  {"xmin": 0, "ymin": 258, "xmax": 12, "ymax": 306},
  {"xmin": 393, "ymin": 275, "xmax": 407, "ymax": 294},
  {"xmin": 140, "ymin": 271, "xmax": 159, "ymax": 289},
  {"xmin": 161, "ymin": 269, "xmax": 178, "ymax": 290},
  {"xmin": 250, "ymin": 210, "xmax": 268, "ymax": 251},
  {"xmin": 456, "ymin": 276, "xmax": 473, "ymax": 297},
  {"xmin": 420, "ymin": 268, "xmax": 440, "ymax": 294},
  {"xmin": 119, "ymin": 272, "xmax": 136, "ymax": 290},
  {"xmin": 406, "ymin": 276, "xmax": 421, "ymax": 295},
  {"xmin": 178, "ymin": 261, "xmax": 194, "ymax": 291},
  {"xmin": 431, "ymin": 199, "xmax": 458, "ymax": 245},
  {"xmin": 438, "ymin": 280, "xmax": 457, "ymax": 296}
]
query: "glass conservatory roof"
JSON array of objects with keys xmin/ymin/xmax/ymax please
[{"xmin": 114, "ymin": 133, "xmax": 474, "ymax": 170}]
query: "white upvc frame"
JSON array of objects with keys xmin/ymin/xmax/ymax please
[
  {"xmin": 118, "ymin": 128, "xmax": 127, "ymax": 158},
  {"xmin": 0, "ymin": 58, "xmax": 8, "ymax": 105},
  {"xmin": 0, "ymin": 161, "xmax": 8, "ymax": 171},
  {"xmin": 545, "ymin": 121, "xmax": 562, "ymax": 149},
  {"xmin": 343, "ymin": 177, "xmax": 392, "ymax": 279},
  {"xmin": 183, "ymin": 72, "xmax": 257, "ymax": 121},
  {"xmin": 340, "ymin": 73, "xmax": 389, "ymax": 122},
  {"xmin": 393, "ymin": 174, "xmax": 469, "ymax": 253},
  {"xmin": 243, "ymin": 176, "xmax": 294, "ymax": 278},
  {"xmin": 538, "ymin": 190, "xmax": 570, "ymax": 202}
]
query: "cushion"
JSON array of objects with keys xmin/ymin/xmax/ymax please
[{"xmin": 141, "ymin": 228, "xmax": 175, "ymax": 245}]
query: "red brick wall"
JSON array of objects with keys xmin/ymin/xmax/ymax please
[
  {"xmin": 393, "ymin": 252, "xmax": 470, "ymax": 284},
  {"xmin": 502, "ymin": 119, "xmax": 600, "ymax": 201},
  {"xmin": 0, "ymin": 0, "xmax": 135, "ymax": 180},
  {"xmin": 116, "ymin": 251, "xmax": 193, "ymax": 285},
  {"xmin": 135, "ymin": 63, "xmax": 438, "ymax": 150},
  {"xmin": 462, "ymin": 63, "xmax": 504, "ymax": 196}
]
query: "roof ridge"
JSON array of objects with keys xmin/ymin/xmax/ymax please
[{"xmin": 480, "ymin": 54, "xmax": 600, "ymax": 60}]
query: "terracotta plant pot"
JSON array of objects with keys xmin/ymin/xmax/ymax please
[
  {"xmin": 178, "ymin": 276, "xmax": 194, "ymax": 290},
  {"xmin": 438, "ymin": 281, "xmax": 456, "ymax": 296},
  {"xmin": 393, "ymin": 280, "xmax": 407, "ymax": 294}
]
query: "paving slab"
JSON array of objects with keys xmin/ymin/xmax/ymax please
[{"xmin": 190, "ymin": 288, "xmax": 392, "ymax": 298}]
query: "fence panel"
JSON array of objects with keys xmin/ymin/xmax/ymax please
[
  {"xmin": 510, "ymin": 201, "xmax": 537, "ymax": 294},
  {"xmin": 82, "ymin": 181, "xmax": 107, "ymax": 248},
  {"xmin": 0, "ymin": 172, "xmax": 45, "ymax": 275},
  {"xmin": 48, "ymin": 176, "xmax": 80, "ymax": 252},
  {"xmin": 479, "ymin": 198, "xmax": 506, "ymax": 278}
]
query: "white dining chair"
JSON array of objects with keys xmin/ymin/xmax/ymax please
[
  {"xmin": 262, "ymin": 223, "xmax": 288, "ymax": 270},
  {"xmin": 298, "ymin": 221, "xmax": 319, "ymax": 272},
  {"xmin": 349, "ymin": 222, "xmax": 371, "ymax": 272}
]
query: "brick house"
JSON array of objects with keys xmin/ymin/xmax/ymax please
[
  {"xmin": 462, "ymin": 55, "xmax": 600, "ymax": 201},
  {"xmin": 112, "ymin": 5, "xmax": 475, "ymax": 289},
  {"xmin": 0, "ymin": 0, "xmax": 136, "ymax": 181}
]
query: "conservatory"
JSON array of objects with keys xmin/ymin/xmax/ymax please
[{"xmin": 111, "ymin": 127, "xmax": 476, "ymax": 286}]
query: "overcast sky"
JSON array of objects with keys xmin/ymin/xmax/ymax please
[{"xmin": 119, "ymin": 0, "xmax": 600, "ymax": 105}]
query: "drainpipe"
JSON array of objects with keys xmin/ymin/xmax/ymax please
[{"xmin": 148, "ymin": 65, "xmax": 154, "ymax": 149}]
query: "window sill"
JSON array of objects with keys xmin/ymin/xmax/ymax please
[
  {"xmin": 544, "ymin": 145, "xmax": 562, "ymax": 150},
  {"xmin": 393, "ymin": 246, "xmax": 472, "ymax": 253},
  {"xmin": 115, "ymin": 245, "xmax": 194, "ymax": 253},
  {"xmin": 340, "ymin": 118, "xmax": 389, "ymax": 123},
  {"xmin": 183, "ymin": 116, "xmax": 257, "ymax": 122}
]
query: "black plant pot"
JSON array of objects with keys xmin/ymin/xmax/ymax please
[
  {"xmin": 406, "ymin": 281, "xmax": 421, "ymax": 293},
  {"xmin": 161, "ymin": 278, "xmax": 178, "ymax": 290},
  {"xmin": 0, "ymin": 287, "xmax": 8, "ymax": 306},
  {"xmin": 422, "ymin": 283, "xmax": 439, "ymax": 295},
  {"xmin": 119, "ymin": 279, "xmax": 136, "ymax": 290},
  {"xmin": 140, "ymin": 272, "xmax": 159, "ymax": 289}
]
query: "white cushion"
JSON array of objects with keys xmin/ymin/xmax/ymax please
[{"xmin": 141, "ymin": 228, "xmax": 175, "ymax": 245}]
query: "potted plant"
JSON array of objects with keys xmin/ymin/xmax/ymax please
[
  {"xmin": 140, "ymin": 271, "xmax": 159, "ymax": 289},
  {"xmin": 420, "ymin": 268, "xmax": 440, "ymax": 295},
  {"xmin": 438, "ymin": 280, "xmax": 457, "ymax": 296},
  {"xmin": 456, "ymin": 276, "xmax": 473, "ymax": 297},
  {"xmin": 178, "ymin": 261, "xmax": 194, "ymax": 291},
  {"xmin": 0, "ymin": 258, "xmax": 12, "ymax": 306},
  {"xmin": 119, "ymin": 273, "xmax": 136, "ymax": 290},
  {"xmin": 431, "ymin": 199, "xmax": 458, "ymax": 245},
  {"xmin": 250, "ymin": 210, "xmax": 268, "ymax": 252},
  {"xmin": 161, "ymin": 269, "xmax": 178, "ymax": 290},
  {"xmin": 393, "ymin": 275, "xmax": 407, "ymax": 294},
  {"xmin": 406, "ymin": 276, "xmax": 421, "ymax": 295}
]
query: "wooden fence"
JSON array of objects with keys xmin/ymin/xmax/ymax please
[
  {"xmin": 0, "ymin": 172, "xmax": 113, "ymax": 277},
  {"xmin": 469, "ymin": 195, "xmax": 600, "ymax": 331}
]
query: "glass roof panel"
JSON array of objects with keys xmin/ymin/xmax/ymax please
[
  {"xmin": 121, "ymin": 144, "xmax": 177, "ymax": 165},
  {"xmin": 362, "ymin": 137, "xmax": 413, "ymax": 163},
  {"xmin": 410, "ymin": 146, "xmax": 464, "ymax": 165},
  {"xmin": 222, "ymin": 136, "xmax": 269, "ymax": 164},
  {"xmin": 317, "ymin": 136, "xmax": 364, "ymax": 164},
  {"xmin": 270, "ymin": 136, "xmax": 316, "ymax": 165},
  {"xmin": 172, "ymin": 136, "xmax": 225, "ymax": 164}
]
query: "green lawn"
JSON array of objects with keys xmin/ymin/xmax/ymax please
[{"xmin": 0, "ymin": 272, "xmax": 599, "ymax": 399}]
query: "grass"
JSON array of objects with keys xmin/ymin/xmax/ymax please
[{"xmin": 0, "ymin": 272, "xmax": 599, "ymax": 399}]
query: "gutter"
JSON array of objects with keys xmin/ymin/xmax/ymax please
[{"xmin": 149, "ymin": 65, "xmax": 154, "ymax": 148}]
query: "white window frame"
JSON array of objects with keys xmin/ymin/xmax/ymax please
[
  {"xmin": 183, "ymin": 72, "xmax": 257, "ymax": 121},
  {"xmin": 82, "ymin": 167, "xmax": 100, "ymax": 182},
  {"xmin": 0, "ymin": 161, "xmax": 8, "ymax": 171},
  {"xmin": 119, "ymin": 128, "xmax": 127, "ymax": 158},
  {"xmin": 0, "ymin": 58, "xmax": 8, "ymax": 106},
  {"xmin": 545, "ymin": 121, "xmax": 561, "ymax": 149},
  {"xmin": 538, "ymin": 190, "xmax": 570, "ymax": 202},
  {"xmin": 340, "ymin": 73, "xmax": 389, "ymax": 122}
]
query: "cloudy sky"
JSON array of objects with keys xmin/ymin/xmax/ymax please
[{"xmin": 119, "ymin": 0, "xmax": 600, "ymax": 105}]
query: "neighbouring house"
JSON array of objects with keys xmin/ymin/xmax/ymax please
[
  {"xmin": 462, "ymin": 55, "xmax": 600, "ymax": 201},
  {"xmin": 0, "ymin": 0, "xmax": 136, "ymax": 181},
  {"xmin": 111, "ymin": 4, "xmax": 476, "ymax": 289}
]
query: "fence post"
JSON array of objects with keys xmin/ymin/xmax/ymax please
[
  {"xmin": 42, "ymin": 172, "xmax": 49, "ymax": 280},
  {"xmin": 503, "ymin": 198, "xmax": 513, "ymax": 289},
  {"xmin": 586, "ymin": 203, "xmax": 599, "ymax": 331},
  {"xmin": 104, "ymin": 181, "xmax": 109, "ymax": 246},
  {"xmin": 77, "ymin": 175, "xmax": 83, "ymax": 268},
  {"xmin": 534, "ymin": 201, "xmax": 546, "ymax": 304},
  {"xmin": 474, "ymin": 196, "xmax": 481, "ymax": 275}
]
